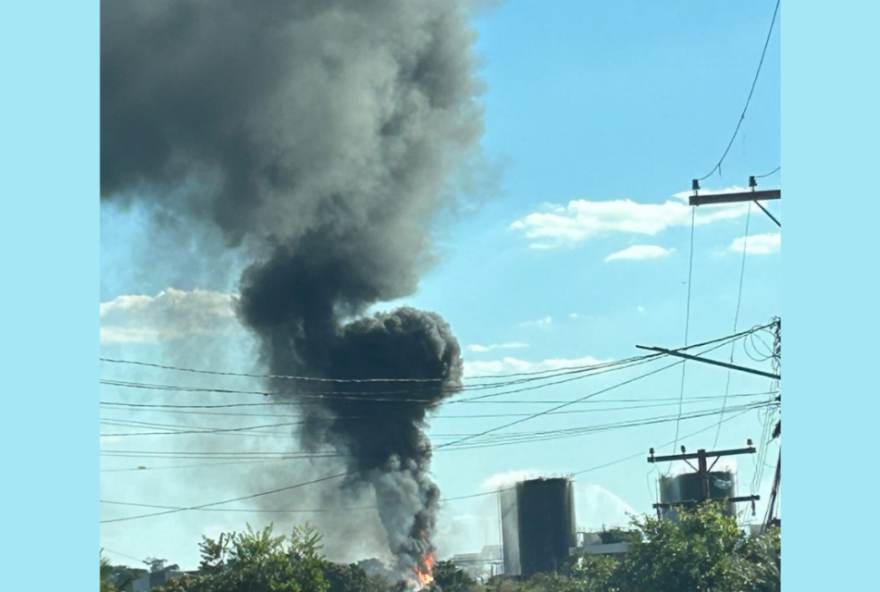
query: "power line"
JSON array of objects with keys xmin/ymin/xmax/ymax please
[
  {"xmin": 100, "ymin": 330, "xmax": 766, "ymax": 449},
  {"xmin": 435, "ymin": 341, "xmax": 739, "ymax": 453},
  {"xmin": 573, "ymin": 407, "xmax": 752, "ymax": 477},
  {"xmin": 99, "ymin": 324, "xmax": 771, "ymax": 397},
  {"xmin": 714, "ymin": 202, "xmax": 752, "ymax": 446},
  {"xmin": 100, "ymin": 354, "xmax": 650, "ymax": 385},
  {"xmin": 98, "ymin": 391, "xmax": 772, "ymax": 410},
  {"xmin": 438, "ymin": 327, "xmax": 772, "ymax": 453},
  {"xmin": 99, "ymin": 392, "xmax": 772, "ymax": 420},
  {"xmin": 671, "ymin": 208, "xmax": 696, "ymax": 459},
  {"xmin": 100, "ymin": 407, "xmax": 759, "ymax": 520},
  {"xmin": 100, "ymin": 471, "xmax": 353, "ymax": 524},
  {"xmin": 697, "ymin": 0, "xmax": 781, "ymax": 181},
  {"xmin": 754, "ymin": 165, "xmax": 780, "ymax": 178},
  {"xmin": 99, "ymin": 324, "xmax": 774, "ymax": 406},
  {"xmin": 98, "ymin": 401, "xmax": 773, "ymax": 458},
  {"xmin": 103, "ymin": 548, "xmax": 145, "ymax": 564},
  {"xmin": 99, "ymin": 355, "xmax": 664, "ymax": 405}
]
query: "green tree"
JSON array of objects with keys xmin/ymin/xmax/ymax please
[
  {"xmin": 612, "ymin": 503, "xmax": 777, "ymax": 592},
  {"xmin": 519, "ymin": 572, "xmax": 584, "ymax": 592},
  {"xmin": 746, "ymin": 526, "xmax": 781, "ymax": 592},
  {"xmin": 145, "ymin": 557, "xmax": 169, "ymax": 573},
  {"xmin": 568, "ymin": 555, "xmax": 619, "ymax": 592},
  {"xmin": 154, "ymin": 575, "xmax": 197, "ymax": 592},
  {"xmin": 192, "ymin": 523, "xmax": 329, "ymax": 592},
  {"xmin": 100, "ymin": 550, "xmax": 115, "ymax": 592},
  {"xmin": 321, "ymin": 561, "xmax": 396, "ymax": 592}
]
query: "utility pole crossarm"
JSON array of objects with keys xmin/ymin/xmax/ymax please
[
  {"xmin": 690, "ymin": 177, "xmax": 781, "ymax": 227},
  {"xmin": 648, "ymin": 446, "xmax": 756, "ymax": 464},
  {"xmin": 688, "ymin": 189, "xmax": 780, "ymax": 207},
  {"xmin": 635, "ymin": 345, "xmax": 781, "ymax": 381},
  {"xmin": 645, "ymin": 443, "xmax": 759, "ymax": 520},
  {"xmin": 653, "ymin": 495, "xmax": 759, "ymax": 510}
]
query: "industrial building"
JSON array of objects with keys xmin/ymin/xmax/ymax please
[
  {"xmin": 451, "ymin": 545, "xmax": 503, "ymax": 580},
  {"xmin": 500, "ymin": 477, "xmax": 577, "ymax": 579}
]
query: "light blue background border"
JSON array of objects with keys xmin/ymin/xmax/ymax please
[
  {"xmin": 784, "ymin": 1, "xmax": 878, "ymax": 590},
  {"xmin": 1, "ymin": 0, "xmax": 98, "ymax": 588},
  {"xmin": 2, "ymin": 0, "xmax": 876, "ymax": 588}
]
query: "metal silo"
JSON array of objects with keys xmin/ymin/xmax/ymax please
[
  {"xmin": 659, "ymin": 470, "xmax": 737, "ymax": 521},
  {"xmin": 500, "ymin": 477, "xmax": 576, "ymax": 578}
]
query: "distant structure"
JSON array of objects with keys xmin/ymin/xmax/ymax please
[
  {"xmin": 451, "ymin": 545, "xmax": 503, "ymax": 580},
  {"xmin": 659, "ymin": 470, "xmax": 737, "ymax": 522},
  {"xmin": 130, "ymin": 565, "xmax": 195, "ymax": 591},
  {"xmin": 500, "ymin": 477, "xmax": 576, "ymax": 579},
  {"xmin": 571, "ymin": 531, "xmax": 631, "ymax": 558}
]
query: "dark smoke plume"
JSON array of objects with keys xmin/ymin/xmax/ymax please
[{"xmin": 102, "ymin": 0, "xmax": 483, "ymax": 571}]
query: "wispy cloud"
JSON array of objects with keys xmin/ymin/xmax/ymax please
[
  {"xmin": 511, "ymin": 187, "xmax": 750, "ymax": 249},
  {"xmin": 466, "ymin": 342, "xmax": 529, "ymax": 353},
  {"xmin": 464, "ymin": 355, "xmax": 608, "ymax": 377},
  {"xmin": 519, "ymin": 316, "xmax": 553, "ymax": 329},
  {"xmin": 100, "ymin": 288, "xmax": 239, "ymax": 344},
  {"xmin": 605, "ymin": 245, "xmax": 675, "ymax": 262},
  {"xmin": 729, "ymin": 232, "xmax": 781, "ymax": 255}
]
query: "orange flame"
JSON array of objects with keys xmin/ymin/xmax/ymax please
[{"xmin": 413, "ymin": 552, "xmax": 435, "ymax": 589}]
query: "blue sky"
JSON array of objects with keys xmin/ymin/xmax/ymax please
[{"xmin": 100, "ymin": 0, "xmax": 780, "ymax": 570}]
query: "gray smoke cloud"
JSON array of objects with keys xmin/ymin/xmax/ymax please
[{"xmin": 102, "ymin": 0, "xmax": 484, "ymax": 573}]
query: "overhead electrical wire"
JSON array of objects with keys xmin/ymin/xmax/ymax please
[
  {"xmin": 670, "ymin": 207, "xmax": 696, "ymax": 461},
  {"xmin": 101, "ymin": 407, "xmax": 758, "ymax": 519},
  {"xmin": 432, "ymin": 331, "xmax": 752, "ymax": 452},
  {"xmin": 98, "ymin": 324, "xmax": 776, "ymax": 409},
  {"xmin": 99, "ymin": 394, "xmax": 775, "ymax": 439},
  {"xmin": 98, "ymin": 323, "xmax": 773, "ymax": 396},
  {"xmin": 696, "ymin": 0, "xmax": 781, "ymax": 182},
  {"xmin": 99, "ymin": 327, "xmax": 775, "ymax": 524},
  {"xmin": 714, "ymin": 203, "xmax": 753, "ymax": 446},
  {"xmin": 99, "ymin": 388, "xmax": 774, "ymax": 413},
  {"xmin": 100, "ymin": 400, "xmax": 771, "ymax": 442},
  {"xmin": 98, "ymin": 354, "xmax": 664, "ymax": 405},
  {"xmin": 754, "ymin": 165, "xmax": 780, "ymax": 179},
  {"xmin": 99, "ymin": 400, "xmax": 774, "ymax": 462},
  {"xmin": 100, "ymin": 355, "xmax": 645, "ymax": 385},
  {"xmin": 103, "ymin": 548, "xmax": 146, "ymax": 564},
  {"xmin": 100, "ymin": 471, "xmax": 355, "ymax": 524},
  {"xmin": 99, "ymin": 327, "xmax": 772, "ymax": 448},
  {"xmin": 99, "ymin": 391, "xmax": 773, "ymax": 421}
]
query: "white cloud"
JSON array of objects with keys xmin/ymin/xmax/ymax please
[
  {"xmin": 100, "ymin": 288, "xmax": 239, "ymax": 344},
  {"xmin": 466, "ymin": 342, "xmax": 529, "ymax": 353},
  {"xmin": 511, "ymin": 187, "xmax": 750, "ymax": 249},
  {"xmin": 605, "ymin": 245, "xmax": 675, "ymax": 262},
  {"xmin": 729, "ymin": 232, "xmax": 781, "ymax": 255},
  {"xmin": 464, "ymin": 355, "xmax": 608, "ymax": 377},
  {"xmin": 637, "ymin": 306, "xmax": 646, "ymax": 314},
  {"xmin": 519, "ymin": 316, "xmax": 553, "ymax": 329}
]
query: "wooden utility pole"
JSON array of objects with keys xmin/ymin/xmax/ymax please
[{"xmin": 647, "ymin": 442, "xmax": 760, "ymax": 518}]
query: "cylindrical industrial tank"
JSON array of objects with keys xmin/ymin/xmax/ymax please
[
  {"xmin": 659, "ymin": 471, "xmax": 736, "ymax": 521},
  {"xmin": 502, "ymin": 477, "xmax": 576, "ymax": 578}
]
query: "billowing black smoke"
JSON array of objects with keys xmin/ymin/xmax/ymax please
[
  {"xmin": 101, "ymin": 0, "xmax": 483, "ymax": 570},
  {"xmin": 239, "ymin": 244, "xmax": 463, "ymax": 567}
]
